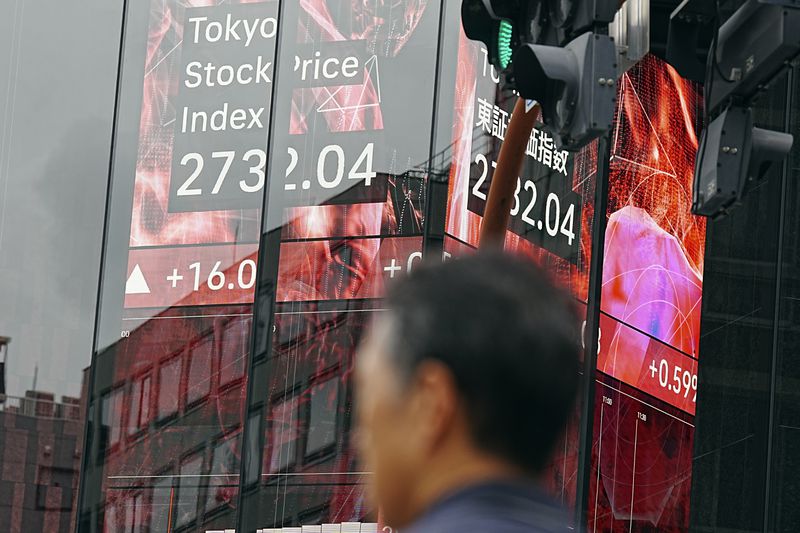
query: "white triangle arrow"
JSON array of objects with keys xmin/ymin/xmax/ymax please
[{"xmin": 125, "ymin": 264, "xmax": 151, "ymax": 295}]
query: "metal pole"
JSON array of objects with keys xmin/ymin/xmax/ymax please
[{"xmin": 574, "ymin": 134, "xmax": 612, "ymax": 529}]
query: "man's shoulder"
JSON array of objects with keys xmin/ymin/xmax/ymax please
[{"xmin": 405, "ymin": 482, "xmax": 571, "ymax": 533}]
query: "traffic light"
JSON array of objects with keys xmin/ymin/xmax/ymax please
[
  {"xmin": 461, "ymin": 0, "xmax": 537, "ymax": 69},
  {"xmin": 665, "ymin": 0, "xmax": 800, "ymax": 218},
  {"xmin": 514, "ymin": 32, "xmax": 616, "ymax": 149},
  {"xmin": 461, "ymin": 0, "xmax": 621, "ymax": 150},
  {"xmin": 692, "ymin": 106, "xmax": 793, "ymax": 218}
]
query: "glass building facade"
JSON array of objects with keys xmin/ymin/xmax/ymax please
[{"xmin": 1, "ymin": 1, "xmax": 799, "ymax": 532}]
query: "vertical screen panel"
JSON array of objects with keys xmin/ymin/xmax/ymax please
[
  {"xmin": 440, "ymin": 22, "xmax": 597, "ymax": 303},
  {"xmin": 239, "ymin": 1, "xmax": 443, "ymax": 530},
  {"xmin": 435, "ymin": 5, "xmax": 598, "ymax": 518},
  {"xmin": 689, "ymin": 69, "xmax": 787, "ymax": 533},
  {"xmin": 588, "ymin": 55, "xmax": 705, "ymax": 532},
  {"xmin": 81, "ymin": 1, "xmax": 281, "ymax": 532}
]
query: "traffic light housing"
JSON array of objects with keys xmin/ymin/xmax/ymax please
[
  {"xmin": 514, "ymin": 32, "xmax": 617, "ymax": 150},
  {"xmin": 692, "ymin": 106, "xmax": 793, "ymax": 218},
  {"xmin": 461, "ymin": 0, "xmax": 621, "ymax": 150},
  {"xmin": 461, "ymin": 0, "xmax": 518, "ymax": 69}
]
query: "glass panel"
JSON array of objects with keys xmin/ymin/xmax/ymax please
[
  {"xmin": 206, "ymin": 431, "xmax": 241, "ymax": 516},
  {"xmin": 157, "ymin": 356, "xmax": 182, "ymax": 421},
  {"xmin": 434, "ymin": 4, "xmax": 598, "ymax": 518},
  {"xmin": 151, "ymin": 473, "xmax": 174, "ymax": 532},
  {"xmin": 268, "ymin": 395, "xmax": 300, "ymax": 474},
  {"xmin": 239, "ymin": 2, "xmax": 442, "ymax": 528},
  {"xmin": 688, "ymin": 70, "xmax": 787, "ymax": 532},
  {"xmin": 176, "ymin": 453, "xmax": 204, "ymax": 528},
  {"xmin": 589, "ymin": 55, "xmax": 705, "ymax": 532},
  {"xmin": 220, "ymin": 317, "xmax": 249, "ymax": 388},
  {"xmin": 306, "ymin": 377, "xmax": 340, "ymax": 457},
  {"xmin": 79, "ymin": 0, "xmax": 281, "ymax": 531},
  {"xmin": 0, "ymin": 0, "xmax": 121, "ymax": 530},
  {"xmin": 188, "ymin": 336, "xmax": 213, "ymax": 406},
  {"xmin": 104, "ymin": 503, "xmax": 117, "ymax": 533}
]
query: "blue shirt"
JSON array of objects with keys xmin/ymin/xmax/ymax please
[{"xmin": 404, "ymin": 481, "xmax": 571, "ymax": 533}]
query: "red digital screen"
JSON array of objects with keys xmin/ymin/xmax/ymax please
[
  {"xmin": 442, "ymin": 28, "xmax": 598, "ymax": 303},
  {"xmin": 588, "ymin": 55, "xmax": 705, "ymax": 532},
  {"xmin": 598, "ymin": 55, "xmax": 705, "ymax": 416},
  {"xmin": 440, "ymin": 20, "xmax": 705, "ymax": 531},
  {"xmin": 441, "ymin": 24, "xmax": 599, "ymax": 516},
  {"xmin": 106, "ymin": 0, "xmax": 440, "ymax": 530}
]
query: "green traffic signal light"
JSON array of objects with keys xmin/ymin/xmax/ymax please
[
  {"xmin": 462, "ymin": 0, "xmax": 517, "ymax": 70},
  {"xmin": 498, "ymin": 19, "xmax": 513, "ymax": 68}
]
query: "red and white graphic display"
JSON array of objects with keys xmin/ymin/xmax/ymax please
[
  {"xmin": 245, "ymin": 0, "xmax": 440, "ymax": 527},
  {"xmin": 588, "ymin": 55, "xmax": 705, "ymax": 532},
  {"xmin": 103, "ymin": 0, "xmax": 442, "ymax": 527},
  {"xmin": 441, "ymin": 20, "xmax": 598, "ymax": 516},
  {"xmin": 440, "ymin": 16, "xmax": 705, "ymax": 531}
]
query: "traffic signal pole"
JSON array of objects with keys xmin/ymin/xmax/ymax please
[{"xmin": 479, "ymin": 98, "xmax": 540, "ymax": 249}]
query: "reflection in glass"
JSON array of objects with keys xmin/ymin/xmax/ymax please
[
  {"xmin": 78, "ymin": 0, "xmax": 277, "ymax": 530},
  {"xmin": 128, "ymin": 373, "xmax": 152, "ymax": 435},
  {"xmin": 306, "ymin": 377, "xmax": 340, "ymax": 457},
  {"xmin": 269, "ymin": 396, "xmax": 300, "ymax": 473},
  {"xmin": 102, "ymin": 387, "xmax": 125, "ymax": 449},
  {"xmin": 220, "ymin": 318, "xmax": 249, "ymax": 388},
  {"xmin": 151, "ymin": 473, "xmax": 174, "ymax": 532},
  {"xmin": 206, "ymin": 432, "xmax": 241, "ymax": 514},
  {"xmin": 187, "ymin": 337, "xmax": 213, "ymax": 405},
  {"xmin": 158, "ymin": 356, "xmax": 182, "ymax": 420},
  {"xmin": 132, "ymin": 493, "xmax": 144, "ymax": 533},
  {"xmin": 236, "ymin": 0, "xmax": 446, "ymax": 528},
  {"xmin": 176, "ymin": 454, "xmax": 204, "ymax": 528},
  {"xmin": 104, "ymin": 503, "xmax": 117, "ymax": 533}
]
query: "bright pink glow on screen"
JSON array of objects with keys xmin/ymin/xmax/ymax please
[
  {"xmin": 599, "ymin": 55, "xmax": 705, "ymax": 409},
  {"xmin": 589, "ymin": 55, "xmax": 703, "ymax": 532}
]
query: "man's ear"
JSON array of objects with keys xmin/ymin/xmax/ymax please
[{"xmin": 409, "ymin": 360, "xmax": 461, "ymax": 451}]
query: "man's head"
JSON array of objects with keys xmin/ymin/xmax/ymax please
[{"xmin": 355, "ymin": 252, "xmax": 581, "ymax": 527}]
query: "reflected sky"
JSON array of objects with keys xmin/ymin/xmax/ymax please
[{"xmin": 0, "ymin": 0, "xmax": 122, "ymax": 399}]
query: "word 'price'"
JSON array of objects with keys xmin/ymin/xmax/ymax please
[
  {"xmin": 167, "ymin": 260, "xmax": 257, "ymax": 292},
  {"xmin": 177, "ymin": 149, "xmax": 266, "ymax": 197},
  {"xmin": 285, "ymin": 142, "xmax": 376, "ymax": 192},
  {"xmin": 648, "ymin": 359, "xmax": 698, "ymax": 402},
  {"xmin": 472, "ymin": 154, "xmax": 576, "ymax": 245}
]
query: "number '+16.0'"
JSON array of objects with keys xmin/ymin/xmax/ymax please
[{"xmin": 187, "ymin": 260, "xmax": 257, "ymax": 292}]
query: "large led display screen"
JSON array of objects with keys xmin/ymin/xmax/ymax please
[
  {"xmin": 436, "ymin": 11, "xmax": 705, "ymax": 530},
  {"xmin": 222, "ymin": 0, "xmax": 441, "ymax": 530},
  {"xmin": 437, "ymin": 10, "xmax": 598, "ymax": 515},
  {"xmin": 87, "ymin": 1, "xmax": 279, "ymax": 532},
  {"xmin": 588, "ymin": 55, "xmax": 705, "ymax": 532},
  {"xmin": 88, "ymin": 0, "xmax": 441, "ymax": 530},
  {"xmin": 85, "ymin": 0, "xmax": 706, "ymax": 530}
]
